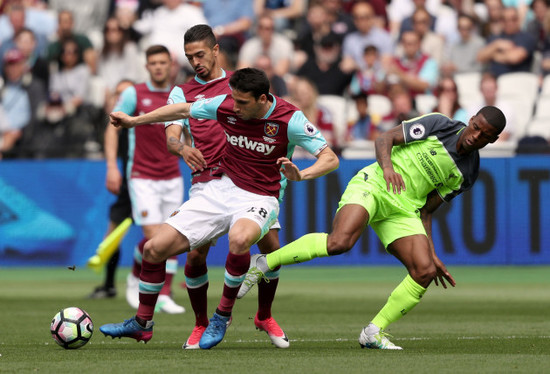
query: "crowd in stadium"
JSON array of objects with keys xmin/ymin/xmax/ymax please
[{"xmin": 1, "ymin": 0, "xmax": 550, "ymax": 160}]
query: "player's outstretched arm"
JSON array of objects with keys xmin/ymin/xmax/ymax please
[
  {"xmin": 420, "ymin": 190, "xmax": 456, "ymax": 288},
  {"xmin": 110, "ymin": 102, "xmax": 193, "ymax": 128},
  {"xmin": 278, "ymin": 147, "xmax": 339, "ymax": 181},
  {"xmin": 375, "ymin": 125, "xmax": 406, "ymax": 194}
]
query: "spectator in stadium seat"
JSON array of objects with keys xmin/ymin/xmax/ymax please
[
  {"xmin": 294, "ymin": 3, "xmax": 333, "ymax": 69},
  {"xmin": 395, "ymin": 7, "xmax": 444, "ymax": 65},
  {"xmin": 288, "ymin": 76, "xmax": 339, "ymax": 155},
  {"xmin": 525, "ymin": 0, "xmax": 549, "ymax": 53},
  {"xmin": 441, "ymin": 13, "xmax": 485, "ymax": 76},
  {"xmin": 398, "ymin": 0, "xmax": 436, "ymax": 38},
  {"xmin": 321, "ymin": 0, "xmax": 355, "ymax": 40},
  {"xmin": 341, "ymin": 2, "xmax": 394, "ymax": 73},
  {"xmin": 347, "ymin": 92, "xmax": 380, "ymax": 142},
  {"xmin": 384, "ymin": 30, "xmax": 439, "ymax": 98},
  {"xmin": 237, "ymin": 13, "xmax": 294, "ymax": 77},
  {"xmin": 202, "ymin": 0, "xmax": 255, "ymax": 68},
  {"xmin": 477, "ymin": 7, "xmax": 537, "ymax": 77},
  {"xmin": 132, "ymin": 0, "xmax": 207, "ymax": 69},
  {"xmin": 47, "ymin": 10, "xmax": 98, "ymax": 75},
  {"xmin": 13, "ymin": 28, "xmax": 50, "ymax": 87},
  {"xmin": 377, "ymin": 84, "xmax": 420, "ymax": 132},
  {"xmin": 349, "ymin": 44, "xmax": 387, "ymax": 96},
  {"xmin": 480, "ymin": 0, "xmax": 505, "ymax": 39},
  {"xmin": 432, "ymin": 76, "xmax": 469, "ymax": 123},
  {"xmin": 98, "ymin": 17, "xmax": 145, "ymax": 105},
  {"xmin": 296, "ymin": 32, "xmax": 353, "ymax": 96},
  {"xmin": 253, "ymin": 54, "xmax": 289, "ymax": 98},
  {"xmin": 0, "ymin": 48, "xmax": 47, "ymax": 159},
  {"xmin": 253, "ymin": 0, "xmax": 306, "ymax": 33}
]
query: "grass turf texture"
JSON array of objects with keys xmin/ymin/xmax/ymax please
[{"xmin": 0, "ymin": 266, "xmax": 549, "ymax": 374}]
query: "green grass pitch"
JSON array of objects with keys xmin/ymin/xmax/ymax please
[{"xmin": 1, "ymin": 266, "xmax": 549, "ymax": 373}]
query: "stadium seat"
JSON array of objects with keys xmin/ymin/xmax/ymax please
[
  {"xmin": 533, "ymin": 95, "xmax": 550, "ymax": 119},
  {"xmin": 455, "ymin": 71, "xmax": 482, "ymax": 107},
  {"xmin": 317, "ymin": 95, "xmax": 358, "ymax": 147},
  {"xmin": 87, "ymin": 76, "xmax": 107, "ymax": 108},
  {"xmin": 497, "ymin": 72, "xmax": 539, "ymax": 108},
  {"xmin": 367, "ymin": 94, "xmax": 392, "ymax": 118},
  {"xmin": 341, "ymin": 139, "xmax": 376, "ymax": 159},
  {"xmin": 497, "ymin": 93, "xmax": 535, "ymax": 141},
  {"xmin": 525, "ymin": 117, "xmax": 550, "ymax": 139},
  {"xmin": 541, "ymin": 75, "xmax": 550, "ymax": 95},
  {"xmin": 415, "ymin": 94, "xmax": 438, "ymax": 114}
]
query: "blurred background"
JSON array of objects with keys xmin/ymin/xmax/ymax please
[{"xmin": 0, "ymin": 0, "xmax": 549, "ymax": 268}]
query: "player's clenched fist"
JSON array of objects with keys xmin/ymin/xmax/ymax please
[{"xmin": 110, "ymin": 111, "xmax": 134, "ymax": 128}]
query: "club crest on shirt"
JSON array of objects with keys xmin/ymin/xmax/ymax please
[
  {"xmin": 304, "ymin": 122, "xmax": 318, "ymax": 137},
  {"xmin": 140, "ymin": 210, "xmax": 148, "ymax": 218},
  {"xmin": 142, "ymin": 98, "xmax": 152, "ymax": 106},
  {"xmin": 409, "ymin": 124, "xmax": 425, "ymax": 139},
  {"xmin": 265, "ymin": 122, "xmax": 279, "ymax": 137}
]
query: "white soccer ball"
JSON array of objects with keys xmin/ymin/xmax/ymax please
[{"xmin": 50, "ymin": 307, "xmax": 93, "ymax": 349}]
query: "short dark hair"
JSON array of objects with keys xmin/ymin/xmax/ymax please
[
  {"xmin": 145, "ymin": 45, "xmax": 170, "ymax": 59},
  {"xmin": 229, "ymin": 68, "xmax": 270, "ymax": 99},
  {"xmin": 184, "ymin": 24, "xmax": 217, "ymax": 48},
  {"xmin": 477, "ymin": 105, "xmax": 506, "ymax": 133}
]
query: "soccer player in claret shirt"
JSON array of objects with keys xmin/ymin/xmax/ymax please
[
  {"xmin": 100, "ymin": 67, "xmax": 339, "ymax": 349},
  {"xmin": 167, "ymin": 25, "xmax": 291, "ymax": 349},
  {"xmin": 239, "ymin": 106, "xmax": 506, "ymax": 350},
  {"xmin": 115, "ymin": 45, "xmax": 184, "ymax": 314}
]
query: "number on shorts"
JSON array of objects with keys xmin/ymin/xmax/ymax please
[{"xmin": 247, "ymin": 206, "xmax": 268, "ymax": 218}]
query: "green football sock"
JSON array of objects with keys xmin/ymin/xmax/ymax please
[
  {"xmin": 266, "ymin": 233, "xmax": 328, "ymax": 270},
  {"xmin": 371, "ymin": 274, "xmax": 427, "ymax": 330}
]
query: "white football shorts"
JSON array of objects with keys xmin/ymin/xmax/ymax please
[
  {"xmin": 129, "ymin": 177, "xmax": 184, "ymax": 226},
  {"xmin": 166, "ymin": 175, "xmax": 279, "ymax": 250}
]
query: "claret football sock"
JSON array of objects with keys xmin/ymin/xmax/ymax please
[
  {"xmin": 265, "ymin": 233, "xmax": 328, "ymax": 270},
  {"xmin": 137, "ymin": 259, "xmax": 166, "ymax": 321},
  {"xmin": 217, "ymin": 252, "xmax": 249, "ymax": 314},
  {"xmin": 185, "ymin": 262, "xmax": 209, "ymax": 327},
  {"xmin": 371, "ymin": 274, "xmax": 427, "ymax": 330}
]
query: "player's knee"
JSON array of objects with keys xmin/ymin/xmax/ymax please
[
  {"xmin": 326, "ymin": 233, "xmax": 353, "ymax": 255},
  {"xmin": 411, "ymin": 265, "xmax": 437, "ymax": 287},
  {"xmin": 186, "ymin": 248, "xmax": 207, "ymax": 266},
  {"xmin": 228, "ymin": 234, "xmax": 254, "ymax": 255},
  {"xmin": 143, "ymin": 240, "xmax": 167, "ymax": 263}
]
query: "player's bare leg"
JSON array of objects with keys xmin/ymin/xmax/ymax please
[{"xmin": 100, "ymin": 224, "xmax": 190, "ymax": 342}]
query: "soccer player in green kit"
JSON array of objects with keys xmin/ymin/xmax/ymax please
[{"xmin": 239, "ymin": 106, "xmax": 506, "ymax": 350}]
